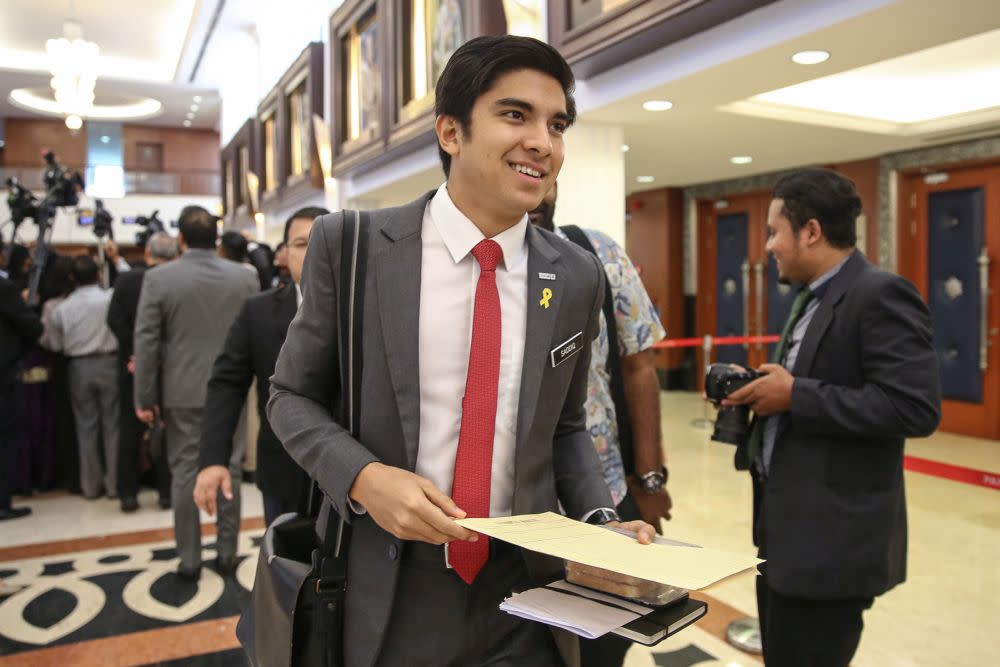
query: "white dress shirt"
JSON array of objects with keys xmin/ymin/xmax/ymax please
[{"xmin": 417, "ymin": 184, "xmax": 528, "ymax": 518}]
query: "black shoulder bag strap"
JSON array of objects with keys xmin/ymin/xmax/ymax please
[
  {"xmin": 559, "ymin": 224, "xmax": 636, "ymax": 476},
  {"xmin": 313, "ymin": 209, "xmax": 369, "ymax": 666}
]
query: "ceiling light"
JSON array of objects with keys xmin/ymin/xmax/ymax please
[
  {"xmin": 186, "ymin": 112, "xmax": 195, "ymax": 119},
  {"xmin": 9, "ymin": 88, "xmax": 162, "ymax": 120},
  {"xmin": 183, "ymin": 119, "xmax": 192, "ymax": 127},
  {"xmin": 190, "ymin": 104, "xmax": 199, "ymax": 112},
  {"xmin": 100, "ymin": 135, "xmax": 110, "ymax": 143},
  {"xmin": 621, "ymin": 144, "xmax": 630, "ymax": 152},
  {"xmin": 636, "ymin": 175, "xmax": 654, "ymax": 184},
  {"xmin": 65, "ymin": 114, "xmax": 83, "ymax": 130},
  {"xmin": 193, "ymin": 95, "xmax": 202, "ymax": 103},
  {"xmin": 792, "ymin": 50, "xmax": 830, "ymax": 65},
  {"xmin": 730, "ymin": 156, "xmax": 753, "ymax": 165},
  {"xmin": 47, "ymin": 21, "xmax": 99, "ymax": 120},
  {"xmin": 642, "ymin": 100, "xmax": 673, "ymax": 112}
]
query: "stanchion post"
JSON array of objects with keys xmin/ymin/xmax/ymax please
[{"xmin": 690, "ymin": 335, "xmax": 715, "ymax": 429}]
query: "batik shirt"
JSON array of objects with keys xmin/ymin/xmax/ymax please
[{"xmin": 557, "ymin": 228, "xmax": 666, "ymax": 505}]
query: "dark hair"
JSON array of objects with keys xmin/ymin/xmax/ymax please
[
  {"xmin": 41, "ymin": 256, "xmax": 76, "ymax": 300},
  {"xmin": 177, "ymin": 205, "xmax": 218, "ymax": 249},
  {"xmin": 772, "ymin": 168, "xmax": 861, "ymax": 249},
  {"xmin": 219, "ymin": 231, "xmax": 248, "ymax": 262},
  {"xmin": 434, "ymin": 35, "xmax": 577, "ymax": 177},
  {"xmin": 71, "ymin": 255, "xmax": 99, "ymax": 286},
  {"xmin": 283, "ymin": 207, "xmax": 329, "ymax": 244}
]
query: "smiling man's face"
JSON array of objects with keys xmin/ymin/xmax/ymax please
[{"xmin": 446, "ymin": 68, "xmax": 569, "ymax": 227}]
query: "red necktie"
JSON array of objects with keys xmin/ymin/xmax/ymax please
[{"xmin": 449, "ymin": 239, "xmax": 503, "ymax": 585}]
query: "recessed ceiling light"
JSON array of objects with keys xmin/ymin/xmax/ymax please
[
  {"xmin": 792, "ymin": 50, "xmax": 830, "ymax": 65},
  {"xmin": 642, "ymin": 100, "xmax": 673, "ymax": 112},
  {"xmin": 183, "ymin": 119, "xmax": 192, "ymax": 127},
  {"xmin": 193, "ymin": 95, "xmax": 203, "ymax": 103},
  {"xmin": 186, "ymin": 112, "xmax": 195, "ymax": 119},
  {"xmin": 636, "ymin": 175, "xmax": 655, "ymax": 184},
  {"xmin": 190, "ymin": 104, "xmax": 199, "ymax": 112},
  {"xmin": 65, "ymin": 114, "xmax": 82, "ymax": 130},
  {"xmin": 730, "ymin": 156, "xmax": 753, "ymax": 165},
  {"xmin": 100, "ymin": 135, "xmax": 110, "ymax": 144},
  {"xmin": 621, "ymin": 144, "xmax": 630, "ymax": 152}
]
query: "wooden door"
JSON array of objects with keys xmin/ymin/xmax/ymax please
[{"xmin": 899, "ymin": 163, "xmax": 1000, "ymax": 439}]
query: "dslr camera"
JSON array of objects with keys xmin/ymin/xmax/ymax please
[{"xmin": 704, "ymin": 363, "xmax": 763, "ymax": 445}]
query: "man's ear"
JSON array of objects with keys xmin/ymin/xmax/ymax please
[
  {"xmin": 804, "ymin": 218, "xmax": 823, "ymax": 246},
  {"xmin": 435, "ymin": 114, "xmax": 461, "ymax": 161}
]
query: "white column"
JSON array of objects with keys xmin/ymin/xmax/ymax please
[{"xmin": 553, "ymin": 121, "xmax": 626, "ymax": 245}]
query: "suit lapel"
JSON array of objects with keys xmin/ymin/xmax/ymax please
[
  {"xmin": 515, "ymin": 225, "xmax": 563, "ymax": 459},
  {"xmin": 375, "ymin": 194, "xmax": 433, "ymax": 471},
  {"xmin": 792, "ymin": 250, "xmax": 867, "ymax": 377}
]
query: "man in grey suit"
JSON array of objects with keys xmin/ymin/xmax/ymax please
[
  {"xmin": 268, "ymin": 36, "xmax": 654, "ymax": 667},
  {"xmin": 134, "ymin": 206, "xmax": 258, "ymax": 579}
]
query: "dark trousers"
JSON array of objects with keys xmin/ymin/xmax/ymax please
[
  {"xmin": 756, "ymin": 575, "xmax": 873, "ymax": 667},
  {"xmin": 374, "ymin": 540, "xmax": 562, "ymax": 667},
  {"xmin": 0, "ymin": 380, "xmax": 24, "ymax": 511},
  {"xmin": 579, "ymin": 492, "xmax": 641, "ymax": 667},
  {"xmin": 262, "ymin": 493, "xmax": 300, "ymax": 526},
  {"xmin": 116, "ymin": 374, "xmax": 171, "ymax": 501}
]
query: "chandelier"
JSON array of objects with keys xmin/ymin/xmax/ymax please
[{"xmin": 46, "ymin": 20, "xmax": 99, "ymax": 129}]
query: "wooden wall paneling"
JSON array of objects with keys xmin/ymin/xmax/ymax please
[
  {"xmin": 828, "ymin": 157, "xmax": 880, "ymax": 262},
  {"xmin": 626, "ymin": 187, "xmax": 684, "ymax": 372},
  {"xmin": 122, "ymin": 126, "xmax": 220, "ymax": 173},
  {"xmin": 548, "ymin": 0, "xmax": 776, "ymax": 77},
  {"xmin": 4, "ymin": 118, "xmax": 87, "ymax": 169}
]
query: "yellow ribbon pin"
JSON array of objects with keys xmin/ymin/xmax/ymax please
[{"xmin": 540, "ymin": 288, "xmax": 553, "ymax": 309}]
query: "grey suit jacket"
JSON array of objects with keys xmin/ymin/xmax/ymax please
[
  {"xmin": 267, "ymin": 193, "xmax": 614, "ymax": 667},
  {"xmin": 134, "ymin": 248, "xmax": 258, "ymax": 410}
]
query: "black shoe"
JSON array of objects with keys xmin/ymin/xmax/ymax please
[
  {"xmin": 177, "ymin": 565, "xmax": 202, "ymax": 581},
  {"xmin": 120, "ymin": 497, "xmax": 139, "ymax": 513},
  {"xmin": 158, "ymin": 496, "xmax": 171, "ymax": 510},
  {"xmin": 214, "ymin": 556, "xmax": 238, "ymax": 576},
  {"xmin": 0, "ymin": 507, "xmax": 31, "ymax": 521}
]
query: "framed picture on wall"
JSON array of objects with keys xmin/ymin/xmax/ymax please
[
  {"xmin": 343, "ymin": 7, "xmax": 381, "ymax": 148},
  {"xmin": 286, "ymin": 76, "xmax": 311, "ymax": 181}
]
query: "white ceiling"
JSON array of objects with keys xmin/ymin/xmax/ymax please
[
  {"xmin": 582, "ymin": 0, "xmax": 1000, "ymax": 190},
  {"xmin": 0, "ymin": 0, "xmax": 218, "ymax": 129}
]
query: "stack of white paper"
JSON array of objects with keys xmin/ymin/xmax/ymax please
[{"xmin": 499, "ymin": 581, "xmax": 652, "ymax": 639}]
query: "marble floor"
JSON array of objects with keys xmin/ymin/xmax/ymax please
[{"xmin": 1, "ymin": 391, "xmax": 997, "ymax": 666}]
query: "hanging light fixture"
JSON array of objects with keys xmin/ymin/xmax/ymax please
[{"xmin": 46, "ymin": 18, "xmax": 99, "ymax": 128}]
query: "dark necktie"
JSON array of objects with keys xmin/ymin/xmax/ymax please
[
  {"xmin": 449, "ymin": 239, "xmax": 503, "ymax": 585},
  {"xmin": 745, "ymin": 287, "xmax": 814, "ymax": 463}
]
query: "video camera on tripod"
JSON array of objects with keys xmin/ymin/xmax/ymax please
[
  {"xmin": 133, "ymin": 210, "xmax": 165, "ymax": 247},
  {"xmin": 3, "ymin": 151, "xmax": 83, "ymax": 304}
]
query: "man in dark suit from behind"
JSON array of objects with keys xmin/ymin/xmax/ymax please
[
  {"xmin": 720, "ymin": 168, "xmax": 941, "ymax": 666},
  {"xmin": 107, "ymin": 232, "xmax": 178, "ymax": 513},
  {"xmin": 193, "ymin": 206, "xmax": 328, "ymax": 528},
  {"xmin": 0, "ymin": 240, "xmax": 43, "ymax": 520}
]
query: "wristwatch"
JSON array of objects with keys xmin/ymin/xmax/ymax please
[
  {"xmin": 584, "ymin": 507, "xmax": 621, "ymax": 525},
  {"xmin": 639, "ymin": 466, "xmax": 668, "ymax": 494}
]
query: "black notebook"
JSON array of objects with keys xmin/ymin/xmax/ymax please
[{"xmin": 611, "ymin": 598, "xmax": 708, "ymax": 646}]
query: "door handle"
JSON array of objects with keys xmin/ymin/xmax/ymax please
[
  {"xmin": 754, "ymin": 262, "xmax": 764, "ymax": 351},
  {"xmin": 741, "ymin": 260, "xmax": 750, "ymax": 349},
  {"xmin": 978, "ymin": 248, "xmax": 990, "ymax": 372}
]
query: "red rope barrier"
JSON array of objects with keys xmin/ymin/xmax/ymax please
[{"xmin": 652, "ymin": 335, "xmax": 781, "ymax": 349}]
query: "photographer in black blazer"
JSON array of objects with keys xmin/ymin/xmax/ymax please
[
  {"xmin": 193, "ymin": 207, "xmax": 328, "ymax": 527},
  {"xmin": 720, "ymin": 169, "xmax": 941, "ymax": 667}
]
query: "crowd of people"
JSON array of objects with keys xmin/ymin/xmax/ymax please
[{"xmin": 0, "ymin": 33, "xmax": 942, "ymax": 667}]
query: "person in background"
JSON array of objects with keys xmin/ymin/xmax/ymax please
[
  {"xmin": 719, "ymin": 168, "xmax": 941, "ymax": 667},
  {"xmin": 0, "ymin": 241, "xmax": 43, "ymax": 520},
  {"xmin": 270, "ymin": 242, "xmax": 290, "ymax": 288},
  {"xmin": 530, "ymin": 183, "xmax": 671, "ymax": 667},
  {"xmin": 107, "ymin": 232, "xmax": 179, "ymax": 513},
  {"xmin": 194, "ymin": 206, "xmax": 328, "ymax": 526},
  {"xmin": 133, "ymin": 206, "xmax": 258, "ymax": 580},
  {"xmin": 46, "ymin": 256, "xmax": 120, "ymax": 499}
]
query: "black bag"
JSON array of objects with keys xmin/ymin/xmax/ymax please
[{"xmin": 236, "ymin": 210, "xmax": 369, "ymax": 667}]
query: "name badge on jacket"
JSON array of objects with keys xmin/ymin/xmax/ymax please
[{"xmin": 551, "ymin": 332, "xmax": 584, "ymax": 368}]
